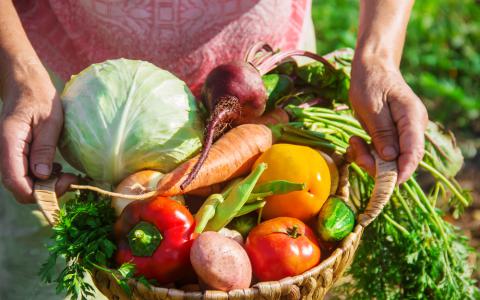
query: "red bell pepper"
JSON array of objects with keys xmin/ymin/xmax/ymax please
[{"xmin": 114, "ymin": 196, "xmax": 195, "ymax": 284}]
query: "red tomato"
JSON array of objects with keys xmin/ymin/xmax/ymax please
[
  {"xmin": 245, "ymin": 217, "xmax": 321, "ymax": 281},
  {"xmin": 114, "ymin": 196, "xmax": 195, "ymax": 284}
]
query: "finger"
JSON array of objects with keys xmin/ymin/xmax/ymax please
[
  {"xmin": 29, "ymin": 116, "xmax": 62, "ymax": 180},
  {"xmin": 0, "ymin": 117, "xmax": 34, "ymax": 203},
  {"xmin": 392, "ymin": 90, "xmax": 428, "ymax": 184},
  {"xmin": 361, "ymin": 102, "xmax": 399, "ymax": 162},
  {"xmin": 55, "ymin": 173, "xmax": 79, "ymax": 196},
  {"xmin": 397, "ymin": 125, "xmax": 425, "ymax": 184},
  {"xmin": 348, "ymin": 136, "xmax": 375, "ymax": 177},
  {"xmin": 353, "ymin": 111, "xmax": 368, "ymax": 130},
  {"xmin": 392, "ymin": 97, "xmax": 428, "ymax": 184}
]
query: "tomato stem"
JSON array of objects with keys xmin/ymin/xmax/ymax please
[{"xmin": 287, "ymin": 225, "xmax": 300, "ymax": 239}]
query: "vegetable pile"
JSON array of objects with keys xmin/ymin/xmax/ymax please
[{"xmin": 39, "ymin": 46, "xmax": 479, "ymax": 300}]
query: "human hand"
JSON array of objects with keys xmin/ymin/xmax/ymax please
[
  {"xmin": 347, "ymin": 57, "xmax": 428, "ymax": 184},
  {"xmin": 0, "ymin": 60, "xmax": 77, "ymax": 203}
]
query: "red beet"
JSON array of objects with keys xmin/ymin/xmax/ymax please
[
  {"xmin": 202, "ymin": 62, "xmax": 267, "ymax": 124},
  {"xmin": 180, "ymin": 62, "xmax": 267, "ymax": 189},
  {"xmin": 180, "ymin": 44, "xmax": 336, "ymax": 189}
]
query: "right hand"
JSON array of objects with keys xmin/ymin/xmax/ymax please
[
  {"xmin": 347, "ymin": 57, "xmax": 428, "ymax": 184},
  {"xmin": 0, "ymin": 59, "xmax": 77, "ymax": 203}
]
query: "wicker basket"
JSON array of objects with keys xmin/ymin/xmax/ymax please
[{"xmin": 34, "ymin": 154, "xmax": 397, "ymax": 300}]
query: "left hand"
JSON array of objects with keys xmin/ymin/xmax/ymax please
[
  {"xmin": 0, "ymin": 59, "xmax": 77, "ymax": 203},
  {"xmin": 347, "ymin": 57, "xmax": 428, "ymax": 184}
]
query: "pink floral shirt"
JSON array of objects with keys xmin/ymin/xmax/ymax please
[{"xmin": 14, "ymin": 0, "xmax": 310, "ymax": 94}]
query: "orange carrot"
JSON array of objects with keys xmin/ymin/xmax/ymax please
[{"xmin": 157, "ymin": 124, "xmax": 273, "ymax": 196}]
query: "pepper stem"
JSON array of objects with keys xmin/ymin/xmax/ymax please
[{"xmin": 128, "ymin": 221, "xmax": 162, "ymax": 257}]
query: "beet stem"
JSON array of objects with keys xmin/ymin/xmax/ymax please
[
  {"xmin": 244, "ymin": 42, "xmax": 274, "ymax": 63},
  {"xmin": 256, "ymin": 50, "xmax": 336, "ymax": 75},
  {"xmin": 251, "ymin": 52, "xmax": 275, "ymax": 69},
  {"xmin": 297, "ymin": 97, "xmax": 326, "ymax": 109},
  {"xmin": 180, "ymin": 96, "xmax": 240, "ymax": 190}
]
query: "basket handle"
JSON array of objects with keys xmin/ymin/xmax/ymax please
[
  {"xmin": 357, "ymin": 152, "xmax": 398, "ymax": 227},
  {"xmin": 33, "ymin": 178, "xmax": 60, "ymax": 225}
]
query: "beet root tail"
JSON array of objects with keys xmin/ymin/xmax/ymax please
[{"xmin": 180, "ymin": 96, "xmax": 240, "ymax": 190}]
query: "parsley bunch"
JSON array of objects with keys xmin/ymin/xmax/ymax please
[{"xmin": 39, "ymin": 190, "xmax": 141, "ymax": 300}]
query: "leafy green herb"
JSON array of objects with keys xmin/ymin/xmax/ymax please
[
  {"xmin": 262, "ymin": 74, "xmax": 294, "ymax": 111},
  {"xmin": 39, "ymin": 190, "xmax": 148, "ymax": 300},
  {"xmin": 295, "ymin": 48, "xmax": 353, "ymax": 102}
]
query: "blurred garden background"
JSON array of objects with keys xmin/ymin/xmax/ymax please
[{"xmin": 312, "ymin": 0, "xmax": 479, "ymax": 285}]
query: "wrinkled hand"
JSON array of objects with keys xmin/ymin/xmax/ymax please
[
  {"xmin": 348, "ymin": 58, "xmax": 428, "ymax": 184},
  {"xmin": 0, "ymin": 62, "xmax": 77, "ymax": 203}
]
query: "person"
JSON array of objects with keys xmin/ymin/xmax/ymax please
[{"xmin": 0, "ymin": 0, "xmax": 428, "ymax": 299}]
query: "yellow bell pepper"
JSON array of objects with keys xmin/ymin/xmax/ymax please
[{"xmin": 253, "ymin": 144, "xmax": 331, "ymax": 222}]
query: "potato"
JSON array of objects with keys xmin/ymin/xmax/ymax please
[
  {"xmin": 190, "ymin": 231, "xmax": 252, "ymax": 291},
  {"xmin": 218, "ymin": 227, "xmax": 244, "ymax": 245}
]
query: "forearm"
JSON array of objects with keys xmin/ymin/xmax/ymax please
[
  {"xmin": 355, "ymin": 0, "xmax": 414, "ymax": 67},
  {"xmin": 0, "ymin": 0, "xmax": 41, "ymax": 95}
]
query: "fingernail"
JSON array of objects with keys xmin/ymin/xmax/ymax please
[
  {"xmin": 35, "ymin": 164, "xmax": 51, "ymax": 176},
  {"xmin": 382, "ymin": 146, "xmax": 397, "ymax": 158}
]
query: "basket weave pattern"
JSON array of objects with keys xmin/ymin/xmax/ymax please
[{"xmin": 34, "ymin": 155, "xmax": 397, "ymax": 300}]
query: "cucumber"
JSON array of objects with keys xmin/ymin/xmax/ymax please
[{"xmin": 317, "ymin": 196, "xmax": 355, "ymax": 242}]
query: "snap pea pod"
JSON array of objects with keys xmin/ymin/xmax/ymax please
[
  {"xmin": 247, "ymin": 180, "xmax": 305, "ymax": 203},
  {"xmin": 194, "ymin": 194, "xmax": 224, "ymax": 233},
  {"xmin": 247, "ymin": 192, "xmax": 272, "ymax": 203},
  {"xmin": 236, "ymin": 201, "xmax": 266, "ymax": 217},
  {"xmin": 205, "ymin": 163, "xmax": 267, "ymax": 231},
  {"xmin": 222, "ymin": 178, "xmax": 242, "ymax": 199},
  {"xmin": 253, "ymin": 180, "xmax": 305, "ymax": 194}
]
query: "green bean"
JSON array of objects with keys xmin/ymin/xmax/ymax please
[
  {"xmin": 236, "ymin": 201, "xmax": 266, "ymax": 217},
  {"xmin": 253, "ymin": 180, "xmax": 305, "ymax": 195},
  {"xmin": 194, "ymin": 194, "xmax": 224, "ymax": 233},
  {"xmin": 205, "ymin": 163, "xmax": 267, "ymax": 231}
]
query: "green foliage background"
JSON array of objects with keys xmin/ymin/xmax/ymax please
[{"xmin": 312, "ymin": 0, "xmax": 480, "ymax": 143}]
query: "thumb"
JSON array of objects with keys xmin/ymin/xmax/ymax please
[
  {"xmin": 363, "ymin": 105, "xmax": 399, "ymax": 161},
  {"xmin": 30, "ymin": 119, "xmax": 62, "ymax": 180}
]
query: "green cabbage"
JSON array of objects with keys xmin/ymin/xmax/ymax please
[{"xmin": 59, "ymin": 59, "xmax": 204, "ymax": 184}]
